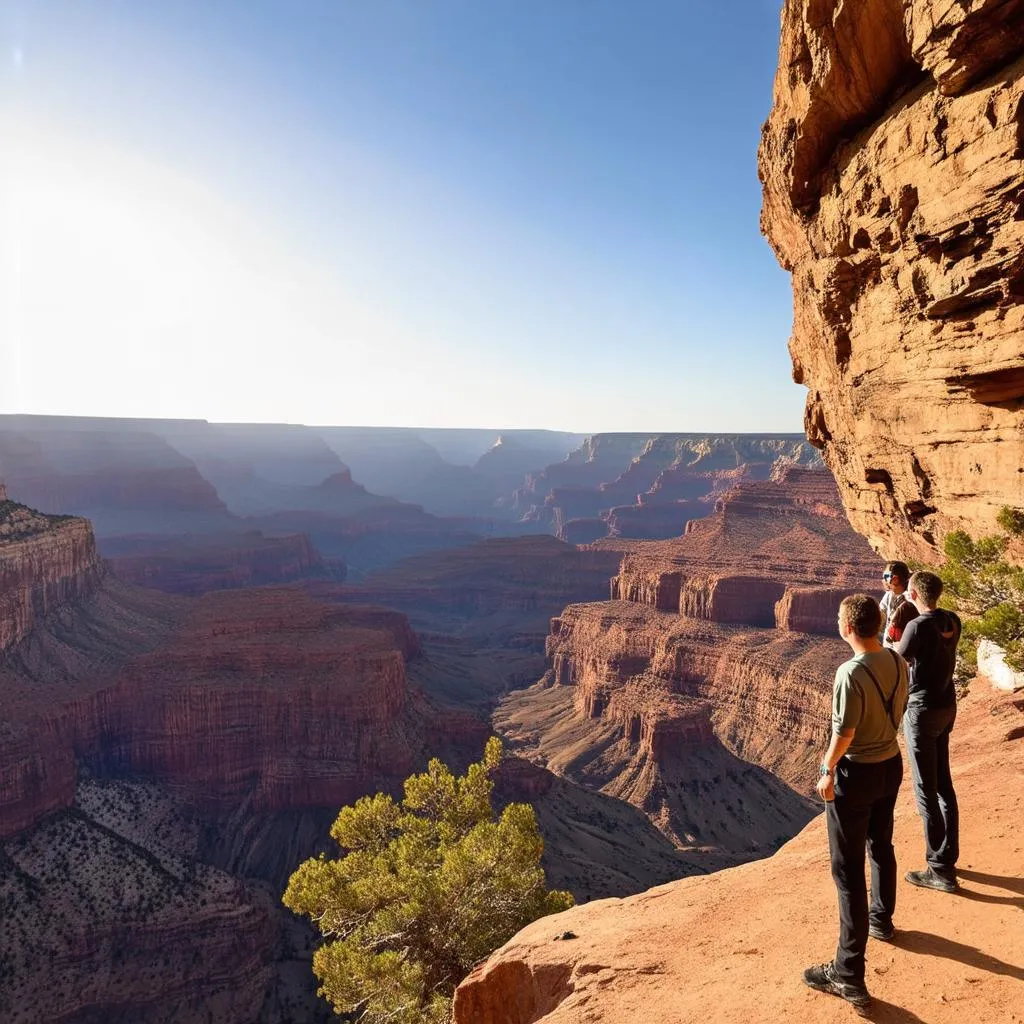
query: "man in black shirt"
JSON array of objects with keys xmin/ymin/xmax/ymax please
[{"xmin": 896, "ymin": 570, "xmax": 962, "ymax": 892}]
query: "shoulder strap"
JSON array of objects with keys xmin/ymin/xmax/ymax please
[{"xmin": 857, "ymin": 655, "xmax": 900, "ymax": 731}]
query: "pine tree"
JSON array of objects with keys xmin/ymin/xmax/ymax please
[{"xmin": 283, "ymin": 737, "xmax": 573, "ymax": 1023}]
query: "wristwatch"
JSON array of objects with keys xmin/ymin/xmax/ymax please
[{"xmin": 819, "ymin": 763, "xmax": 834, "ymax": 778}]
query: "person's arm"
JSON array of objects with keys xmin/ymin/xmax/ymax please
[
  {"xmin": 896, "ymin": 618, "xmax": 921, "ymax": 662},
  {"xmin": 819, "ymin": 665, "xmax": 860, "ymax": 801},
  {"xmin": 816, "ymin": 729, "xmax": 854, "ymax": 801}
]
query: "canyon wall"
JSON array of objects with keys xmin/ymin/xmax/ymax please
[
  {"xmin": 106, "ymin": 530, "xmax": 341, "ymax": 595},
  {"xmin": 0, "ymin": 498, "xmax": 104, "ymax": 653},
  {"xmin": 759, "ymin": 0, "xmax": 1024, "ymax": 559},
  {"xmin": 0, "ymin": 586, "xmax": 486, "ymax": 841}
]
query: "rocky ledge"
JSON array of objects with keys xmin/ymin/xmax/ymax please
[{"xmin": 455, "ymin": 687, "xmax": 1024, "ymax": 1023}]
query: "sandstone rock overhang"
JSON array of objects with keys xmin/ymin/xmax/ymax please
[{"xmin": 759, "ymin": 0, "xmax": 1024, "ymax": 561}]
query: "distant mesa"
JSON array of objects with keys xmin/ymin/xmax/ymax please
[{"xmin": 515, "ymin": 433, "xmax": 823, "ymax": 543}]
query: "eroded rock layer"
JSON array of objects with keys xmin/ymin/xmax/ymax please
[
  {"xmin": 608, "ymin": 467, "xmax": 880, "ymax": 631},
  {"xmin": 106, "ymin": 530, "xmax": 342, "ymax": 595},
  {"xmin": 0, "ymin": 497, "xmax": 104, "ymax": 652},
  {"xmin": 515, "ymin": 434, "xmax": 822, "ymax": 541},
  {"xmin": 760, "ymin": 0, "xmax": 1024, "ymax": 558}
]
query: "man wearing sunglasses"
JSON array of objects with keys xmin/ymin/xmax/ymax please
[{"xmin": 879, "ymin": 561, "xmax": 913, "ymax": 648}]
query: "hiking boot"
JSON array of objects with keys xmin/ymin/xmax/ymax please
[
  {"xmin": 905, "ymin": 868, "xmax": 957, "ymax": 893},
  {"xmin": 802, "ymin": 962, "xmax": 871, "ymax": 1011},
  {"xmin": 868, "ymin": 922, "xmax": 895, "ymax": 941}
]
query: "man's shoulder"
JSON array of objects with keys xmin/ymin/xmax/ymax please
[{"xmin": 835, "ymin": 656, "xmax": 866, "ymax": 687}]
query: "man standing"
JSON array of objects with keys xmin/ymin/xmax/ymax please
[
  {"xmin": 897, "ymin": 570, "xmax": 962, "ymax": 892},
  {"xmin": 804, "ymin": 594, "xmax": 908, "ymax": 1011},
  {"xmin": 879, "ymin": 561, "xmax": 912, "ymax": 647}
]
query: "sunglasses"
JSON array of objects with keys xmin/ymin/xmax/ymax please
[{"xmin": 882, "ymin": 573, "xmax": 893, "ymax": 580}]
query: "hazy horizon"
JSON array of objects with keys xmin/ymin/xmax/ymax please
[{"xmin": 1, "ymin": 1, "xmax": 799, "ymax": 432}]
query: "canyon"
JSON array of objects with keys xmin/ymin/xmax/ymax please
[
  {"xmin": 496, "ymin": 468, "xmax": 880, "ymax": 858},
  {"xmin": 513, "ymin": 433, "xmax": 822, "ymax": 543},
  {"xmin": 0, "ymin": 429, "xmax": 856, "ymax": 1021}
]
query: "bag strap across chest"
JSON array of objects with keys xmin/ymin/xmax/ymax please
[{"xmin": 856, "ymin": 649, "xmax": 902, "ymax": 731}]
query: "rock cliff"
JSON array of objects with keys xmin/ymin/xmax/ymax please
[
  {"xmin": 0, "ymin": 420, "xmax": 232, "ymax": 536},
  {"xmin": 0, "ymin": 586, "xmax": 485, "ymax": 840},
  {"xmin": 0, "ymin": 498, "xmax": 104, "ymax": 653},
  {"xmin": 0, "ymin": 515, "xmax": 487, "ymax": 1021},
  {"xmin": 759, "ymin": 0, "xmax": 1024, "ymax": 559},
  {"xmin": 609, "ymin": 467, "xmax": 879, "ymax": 633}
]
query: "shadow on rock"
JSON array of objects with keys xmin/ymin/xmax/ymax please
[
  {"xmin": 894, "ymin": 929, "xmax": 1024, "ymax": 981},
  {"xmin": 957, "ymin": 867, "xmax": 1024, "ymax": 896}
]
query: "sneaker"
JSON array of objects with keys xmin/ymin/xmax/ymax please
[
  {"xmin": 905, "ymin": 868, "xmax": 957, "ymax": 893},
  {"xmin": 802, "ymin": 962, "xmax": 871, "ymax": 1010},
  {"xmin": 868, "ymin": 922, "xmax": 895, "ymax": 941}
]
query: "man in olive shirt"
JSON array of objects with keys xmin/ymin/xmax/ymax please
[{"xmin": 804, "ymin": 594, "xmax": 908, "ymax": 1011}]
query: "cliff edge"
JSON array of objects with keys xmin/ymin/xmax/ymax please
[{"xmin": 454, "ymin": 687, "xmax": 1023, "ymax": 1023}]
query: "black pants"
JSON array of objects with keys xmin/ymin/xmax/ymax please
[
  {"xmin": 826, "ymin": 754, "xmax": 903, "ymax": 985},
  {"xmin": 904, "ymin": 703, "xmax": 959, "ymax": 880}
]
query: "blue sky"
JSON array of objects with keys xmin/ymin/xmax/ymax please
[{"xmin": 0, "ymin": 1, "xmax": 800, "ymax": 432}]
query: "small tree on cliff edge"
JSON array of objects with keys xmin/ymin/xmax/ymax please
[{"xmin": 283, "ymin": 737, "xmax": 573, "ymax": 1024}]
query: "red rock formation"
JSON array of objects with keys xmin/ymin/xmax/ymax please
[
  {"xmin": 533, "ymin": 599, "xmax": 843, "ymax": 794},
  {"xmin": 492, "ymin": 469, "xmax": 881, "ymax": 862},
  {"xmin": 454, "ymin": 688, "xmax": 1024, "ymax": 1024},
  {"xmin": 106, "ymin": 530, "xmax": 341, "ymax": 595},
  {"xmin": 0, "ymin": 499, "xmax": 104, "ymax": 652},
  {"xmin": 610, "ymin": 468, "xmax": 880, "ymax": 627},
  {"xmin": 759, "ymin": 0, "xmax": 1024, "ymax": 559},
  {"xmin": 604, "ymin": 499, "xmax": 703, "ymax": 540},
  {"xmin": 775, "ymin": 585, "xmax": 851, "ymax": 634}
]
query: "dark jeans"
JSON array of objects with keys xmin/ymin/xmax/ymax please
[
  {"xmin": 904, "ymin": 703, "xmax": 959, "ymax": 880},
  {"xmin": 826, "ymin": 754, "xmax": 903, "ymax": 985}
]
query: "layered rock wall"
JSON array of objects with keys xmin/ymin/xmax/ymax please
[
  {"xmin": 542, "ymin": 600, "xmax": 839, "ymax": 789},
  {"xmin": 760, "ymin": 0, "xmax": 1024, "ymax": 558},
  {"xmin": 107, "ymin": 531, "xmax": 337, "ymax": 595},
  {"xmin": 0, "ymin": 501, "xmax": 104, "ymax": 652},
  {"xmin": 0, "ymin": 585, "xmax": 485, "ymax": 840}
]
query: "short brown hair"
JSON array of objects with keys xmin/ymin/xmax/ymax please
[
  {"xmin": 884, "ymin": 561, "xmax": 910, "ymax": 584},
  {"xmin": 909, "ymin": 570, "xmax": 943, "ymax": 608},
  {"xmin": 839, "ymin": 594, "xmax": 883, "ymax": 639}
]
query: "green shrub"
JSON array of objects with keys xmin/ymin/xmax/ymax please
[
  {"xmin": 996, "ymin": 506, "xmax": 1024, "ymax": 537},
  {"xmin": 942, "ymin": 510, "xmax": 1024, "ymax": 676},
  {"xmin": 283, "ymin": 738, "xmax": 573, "ymax": 1023}
]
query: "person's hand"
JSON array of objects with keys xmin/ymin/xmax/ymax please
[{"xmin": 816, "ymin": 773, "xmax": 835, "ymax": 802}]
